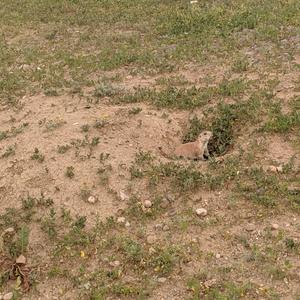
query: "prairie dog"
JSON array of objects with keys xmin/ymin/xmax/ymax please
[{"xmin": 174, "ymin": 130, "xmax": 212, "ymax": 160}]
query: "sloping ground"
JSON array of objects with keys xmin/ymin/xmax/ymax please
[{"xmin": 0, "ymin": 1, "xmax": 300, "ymax": 299}]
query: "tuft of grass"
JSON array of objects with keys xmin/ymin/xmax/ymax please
[
  {"xmin": 182, "ymin": 115, "xmax": 205, "ymax": 143},
  {"xmin": 1, "ymin": 145, "xmax": 16, "ymax": 158},
  {"xmin": 93, "ymin": 82, "xmax": 121, "ymax": 98},
  {"xmin": 81, "ymin": 124, "xmax": 90, "ymax": 132},
  {"xmin": 237, "ymin": 167, "xmax": 285, "ymax": 207},
  {"xmin": 44, "ymin": 119, "xmax": 66, "ymax": 132},
  {"xmin": 65, "ymin": 166, "xmax": 75, "ymax": 178},
  {"xmin": 128, "ymin": 107, "xmax": 142, "ymax": 115},
  {"xmin": 117, "ymin": 85, "xmax": 216, "ymax": 109},
  {"xmin": 232, "ymin": 57, "xmax": 249, "ymax": 72},
  {"xmin": 263, "ymin": 110, "xmax": 300, "ymax": 133},
  {"xmin": 30, "ymin": 148, "xmax": 45, "ymax": 162},
  {"xmin": 57, "ymin": 144, "xmax": 71, "ymax": 154},
  {"xmin": 8, "ymin": 226, "xmax": 30, "ymax": 257},
  {"xmin": 41, "ymin": 208, "xmax": 57, "ymax": 239}
]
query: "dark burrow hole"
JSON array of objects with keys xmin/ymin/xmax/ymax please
[{"xmin": 182, "ymin": 104, "xmax": 238, "ymax": 157}]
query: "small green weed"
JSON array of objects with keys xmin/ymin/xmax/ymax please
[
  {"xmin": 65, "ymin": 166, "xmax": 75, "ymax": 178},
  {"xmin": 30, "ymin": 148, "xmax": 45, "ymax": 162}
]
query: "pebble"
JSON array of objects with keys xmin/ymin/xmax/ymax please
[
  {"xmin": 157, "ymin": 277, "xmax": 167, "ymax": 283},
  {"xmin": 168, "ymin": 209, "xmax": 177, "ymax": 217},
  {"xmin": 276, "ymin": 165, "xmax": 283, "ymax": 173},
  {"xmin": 163, "ymin": 225, "xmax": 170, "ymax": 231},
  {"xmin": 146, "ymin": 234, "xmax": 157, "ymax": 244},
  {"xmin": 87, "ymin": 196, "xmax": 97, "ymax": 204},
  {"xmin": 119, "ymin": 191, "xmax": 129, "ymax": 201},
  {"xmin": 83, "ymin": 283, "xmax": 91, "ymax": 290},
  {"xmin": 125, "ymin": 221, "xmax": 130, "ymax": 227},
  {"xmin": 160, "ymin": 198, "xmax": 169, "ymax": 209},
  {"xmin": 155, "ymin": 224, "xmax": 163, "ymax": 231},
  {"xmin": 271, "ymin": 223, "xmax": 279, "ymax": 230},
  {"xmin": 117, "ymin": 217, "xmax": 126, "ymax": 224},
  {"xmin": 148, "ymin": 247, "xmax": 156, "ymax": 255},
  {"xmin": 246, "ymin": 224, "xmax": 256, "ymax": 232},
  {"xmin": 216, "ymin": 253, "xmax": 221, "ymax": 259},
  {"xmin": 165, "ymin": 193, "xmax": 175, "ymax": 202},
  {"xmin": 144, "ymin": 200, "xmax": 152, "ymax": 208},
  {"xmin": 204, "ymin": 279, "xmax": 217, "ymax": 288},
  {"xmin": 16, "ymin": 255, "xmax": 26, "ymax": 264},
  {"xmin": 109, "ymin": 260, "xmax": 120, "ymax": 267},
  {"xmin": 268, "ymin": 165, "xmax": 278, "ymax": 173},
  {"xmin": 3, "ymin": 293, "xmax": 13, "ymax": 300},
  {"xmin": 196, "ymin": 208, "xmax": 207, "ymax": 217},
  {"xmin": 3, "ymin": 227, "xmax": 14, "ymax": 234}
]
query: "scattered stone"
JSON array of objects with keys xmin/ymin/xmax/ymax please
[
  {"xmin": 216, "ymin": 253, "xmax": 221, "ymax": 259},
  {"xmin": 155, "ymin": 224, "xmax": 163, "ymax": 231},
  {"xmin": 87, "ymin": 196, "xmax": 97, "ymax": 204},
  {"xmin": 271, "ymin": 223, "xmax": 279, "ymax": 230},
  {"xmin": 3, "ymin": 227, "xmax": 14, "ymax": 234},
  {"xmin": 204, "ymin": 279, "xmax": 217, "ymax": 288},
  {"xmin": 83, "ymin": 283, "xmax": 91, "ymax": 290},
  {"xmin": 146, "ymin": 234, "xmax": 157, "ymax": 244},
  {"xmin": 3, "ymin": 293, "xmax": 13, "ymax": 300},
  {"xmin": 16, "ymin": 254, "xmax": 26, "ymax": 265},
  {"xmin": 168, "ymin": 209, "xmax": 177, "ymax": 217},
  {"xmin": 268, "ymin": 165, "xmax": 277, "ymax": 173},
  {"xmin": 246, "ymin": 224, "xmax": 256, "ymax": 232},
  {"xmin": 109, "ymin": 260, "xmax": 120, "ymax": 267},
  {"xmin": 276, "ymin": 165, "xmax": 283, "ymax": 173},
  {"xmin": 160, "ymin": 198, "xmax": 169, "ymax": 209},
  {"xmin": 117, "ymin": 217, "xmax": 126, "ymax": 224},
  {"xmin": 287, "ymin": 186, "xmax": 300, "ymax": 195},
  {"xmin": 165, "ymin": 193, "xmax": 175, "ymax": 203},
  {"xmin": 119, "ymin": 191, "xmax": 129, "ymax": 201},
  {"xmin": 125, "ymin": 221, "xmax": 130, "ymax": 227},
  {"xmin": 157, "ymin": 277, "xmax": 167, "ymax": 283},
  {"xmin": 196, "ymin": 208, "xmax": 207, "ymax": 217},
  {"xmin": 144, "ymin": 200, "xmax": 152, "ymax": 208},
  {"xmin": 163, "ymin": 225, "xmax": 170, "ymax": 231},
  {"xmin": 148, "ymin": 247, "xmax": 156, "ymax": 255}
]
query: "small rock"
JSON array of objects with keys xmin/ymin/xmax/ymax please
[
  {"xmin": 268, "ymin": 165, "xmax": 278, "ymax": 173},
  {"xmin": 148, "ymin": 247, "xmax": 156, "ymax": 255},
  {"xmin": 160, "ymin": 198, "xmax": 169, "ymax": 208},
  {"xmin": 3, "ymin": 227, "xmax": 14, "ymax": 234},
  {"xmin": 287, "ymin": 186, "xmax": 300, "ymax": 195},
  {"xmin": 117, "ymin": 217, "xmax": 126, "ymax": 224},
  {"xmin": 157, "ymin": 277, "xmax": 167, "ymax": 283},
  {"xmin": 271, "ymin": 223, "xmax": 279, "ymax": 230},
  {"xmin": 216, "ymin": 253, "xmax": 221, "ymax": 259},
  {"xmin": 155, "ymin": 224, "xmax": 163, "ymax": 231},
  {"xmin": 3, "ymin": 293, "xmax": 13, "ymax": 300},
  {"xmin": 165, "ymin": 193, "xmax": 175, "ymax": 202},
  {"xmin": 87, "ymin": 196, "xmax": 97, "ymax": 204},
  {"xmin": 125, "ymin": 221, "xmax": 130, "ymax": 227},
  {"xmin": 163, "ymin": 225, "xmax": 170, "ymax": 231},
  {"xmin": 246, "ymin": 224, "xmax": 256, "ymax": 232},
  {"xmin": 144, "ymin": 200, "xmax": 152, "ymax": 208},
  {"xmin": 276, "ymin": 165, "xmax": 283, "ymax": 173},
  {"xmin": 204, "ymin": 279, "xmax": 217, "ymax": 288},
  {"xmin": 16, "ymin": 255, "xmax": 26, "ymax": 264},
  {"xmin": 109, "ymin": 260, "xmax": 120, "ymax": 267},
  {"xmin": 168, "ymin": 209, "xmax": 177, "ymax": 217},
  {"xmin": 119, "ymin": 191, "xmax": 129, "ymax": 201},
  {"xmin": 83, "ymin": 282, "xmax": 91, "ymax": 290},
  {"xmin": 146, "ymin": 234, "xmax": 157, "ymax": 244},
  {"xmin": 196, "ymin": 208, "xmax": 207, "ymax": 217}
]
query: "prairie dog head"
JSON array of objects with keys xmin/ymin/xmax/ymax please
[{"xmin": 197, "ymin": 130, "xmax": 212, "ymax": 143}]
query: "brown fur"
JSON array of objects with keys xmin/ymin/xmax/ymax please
[{"xmin": 174, "ymin": 130, "xmax": 212, "ymax": 160}]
